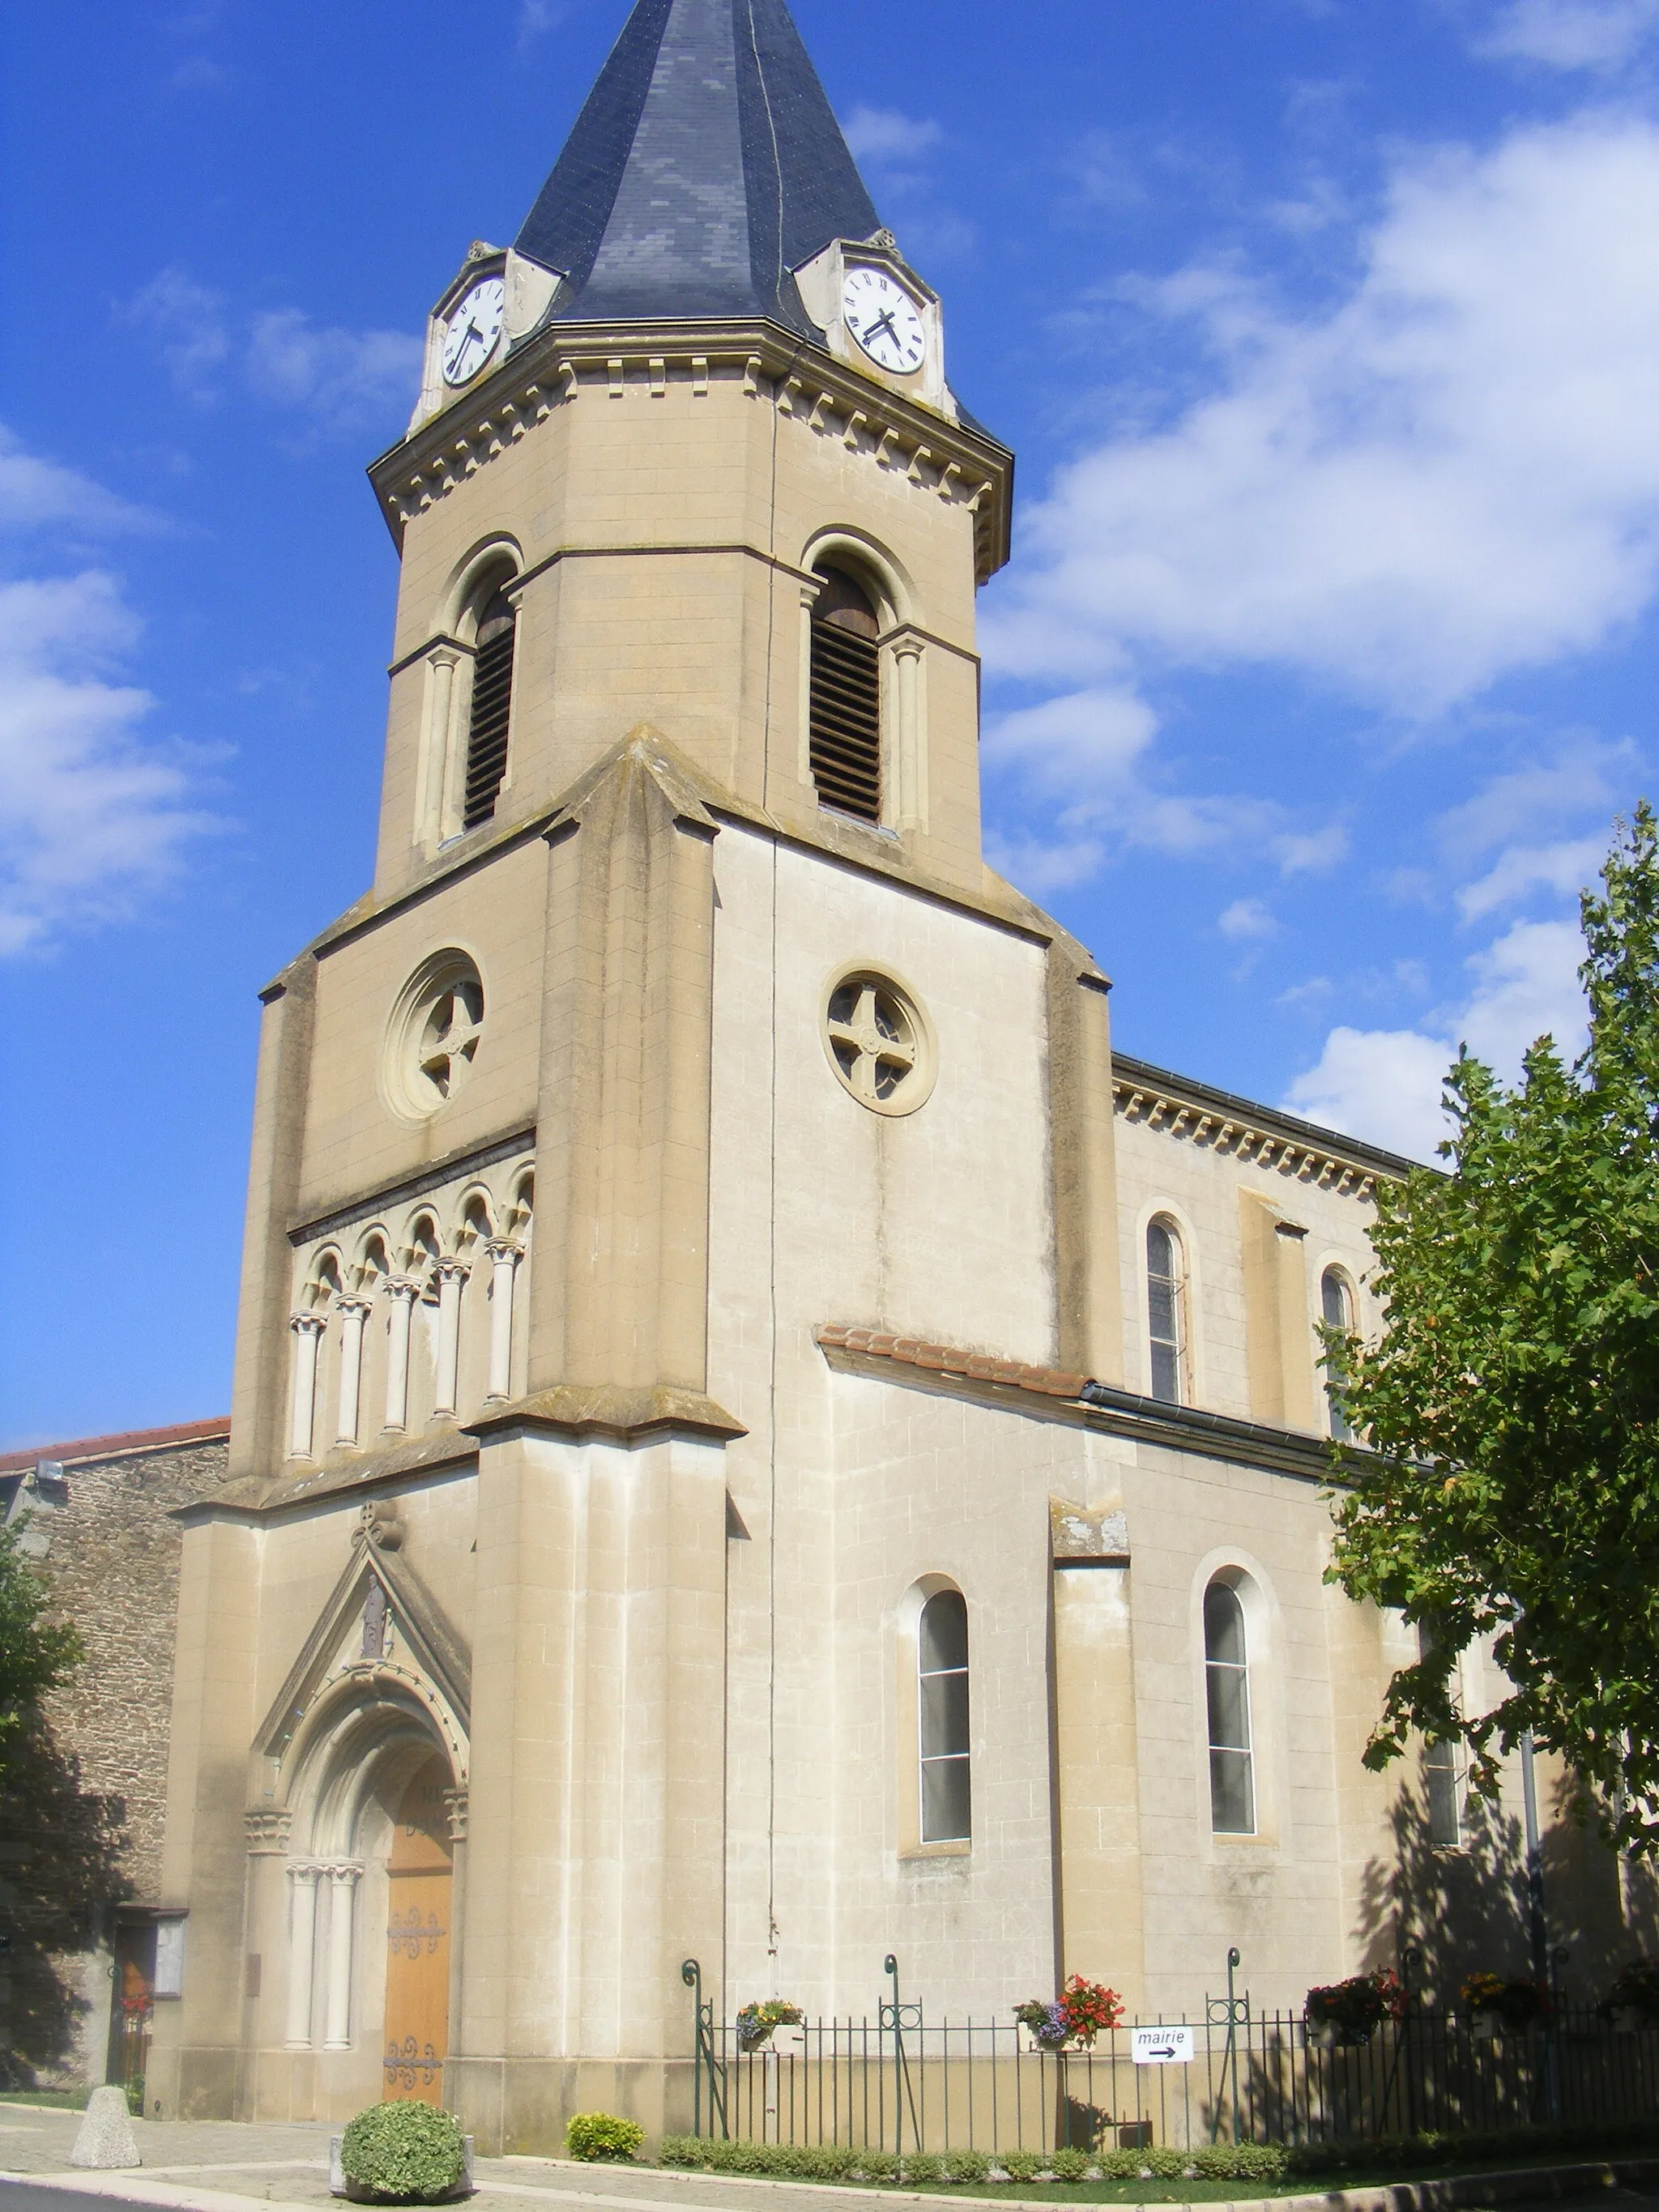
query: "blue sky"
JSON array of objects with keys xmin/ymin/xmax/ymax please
[{"xmin": 4, "ymin": 0, "xmax": 1657, "ymax": 1444}]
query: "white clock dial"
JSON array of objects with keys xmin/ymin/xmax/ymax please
[
  {"xmin": 841, "ymin": 266, "xmax": 927, "ymax": 375},
  {"xmin": 441, "ymin": 276, "xmax": 506, "ymax": 387}
]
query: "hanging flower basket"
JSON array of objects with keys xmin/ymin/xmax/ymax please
[
  {"xmin": 1600, "ymin": 1960, "xmax": 1659, "ymax": 2032},
  {"xmin": 1014, "ymin": 1977, "xmax": 1125, "ymax": 2053},
  {"xmin": 736, "ymin": 1999, "xmax": 803, "ymax": 2053},
  {"xmin": 1303, "ymin": 1970, "xmax": 1407, "ymax": 2048},
  {"xmin": 1462, "ymin": 1973, "xmax": 1550, "ymax": 2035}
]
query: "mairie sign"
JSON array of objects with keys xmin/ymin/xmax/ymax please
[{"xmin": 1131, "ymin": 2024, "xmax": 1195, "ymax": 2065}]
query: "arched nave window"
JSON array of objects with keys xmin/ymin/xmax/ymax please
[
  {"xmin": 1204, "ymin": 1579, "xmax": 1256, "ymax": 1835},
  {"xmin": 1145, "ymin": 1217, "xmax": 1188, "ymax": 1405},
  {"xmin": 1320, "ymin": 1267, "xmax": 1356, "ymax": 1442},
  {"xmin": 918, "ymin": 1588, "xmax": 971, "ymax": 1843},
  {"xmin": 808, "ymin": 563, "xmax": 882, "ymax": 823}
]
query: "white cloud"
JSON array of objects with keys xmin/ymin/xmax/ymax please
[
  {"xmin": 0, "ymin": 573, "xmax": 218, "ymax": 956},
  {"xmin": 987, "ymin": 115, "xmax": 1659, "ymax": 716},
  {"xmin": 123, "ymin": 272, "xmax": 420, "ymax": 432},
  {"xmin": 121, "ymin": 268, "xmax": 232, "ymax": 399},
  {"xmin": 0, "ymin": 426, "xmax": 149, "ymax": 535},
  {"xmin": 245, "ymin": 310, "xmax": 421, "ymax": 432},
  {"xmin": 1220, "ymin": 897, "xmax": 1278, "ymax": 939},
  {"xmin": 983, "ymin": 685, "xmax": 1156, "ymax": 791},
  {"xmin": 1457, "ymin": 834, "xmax": 1602, "ymax": 917},
  {"xmin": 842, "ymin": 107, "xmax": 943, "ymax": 166},
  {"xmin": 1283, "ymin": 915, "xmax": 1587, "ymax": 1160},
  {"xmin": 1478, "ymin": 0, "xmax": 1659, "ymax": 67}
]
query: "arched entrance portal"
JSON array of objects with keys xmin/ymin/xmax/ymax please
[{"xmin": 382, "ymin": 1752, "xmax": 454, "ymax": 2104}]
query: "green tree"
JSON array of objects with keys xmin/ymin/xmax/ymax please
[
  {"xmin": 1328, "ymin": 804, "xmax": 1659, "ymax": 1852},
  {"xmin": 0, "ymin": 1513, "xmax": 127, "ymax": 2083},
  {"xmin": 0, "ymin": 1519, "xmax": 80, "ymax": 1758}
]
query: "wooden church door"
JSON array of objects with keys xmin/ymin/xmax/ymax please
[{"xmin": 382, "ymin": 1754, "xmax": 453, "ymax": 2103}]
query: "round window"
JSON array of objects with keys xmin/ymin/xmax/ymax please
[
  {"xmin": 385, "ymin": 950, "xmax": 485, "ymax": 1121},
  {"xmin": 822, "ymin": 965, "xmax": 936, "ymax": 1116}
]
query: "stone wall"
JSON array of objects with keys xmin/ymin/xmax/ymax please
[{"xmin": 0, "ymin": 1425, "xmax": 230, "ymax": 1904}]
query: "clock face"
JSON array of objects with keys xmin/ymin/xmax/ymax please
[
  {"xmin": 842, "ymin": 266, "xmax": 927, "ymax": 375},
  {"xmin": 441, "ymin": 276, "xmax": 506, "ymax": 387}
]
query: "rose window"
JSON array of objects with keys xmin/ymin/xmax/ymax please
[
  {"xmin": 823, "ymin": 966, "xmax": 935, "ymax": 1117},
  {"xmin": 385, "ymin": 951, "xmax": 486, "ymax": 1120}
]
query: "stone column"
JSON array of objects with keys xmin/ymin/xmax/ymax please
[
  {"xmin": 433, "ymin": 1259, "xmax": 470, "ymax": 1418},
  {"xmin": 891, "ymin": 635, "xmax": 926, "ymax": 830},
  {"xmin": 382, "ymin": 1277, "xmax": 418, "ymax": 1434},
  {"xmin": 284, "ymin": 1863, "xmax": 322, "ymax": 2048},
  {"xmin": 484, "ymin": 1242, "xmax": 520, "ymax": 1402},
  {"xmin": 796, "ymin": 578, "xmax": 821, "ymax": 785},
  {"xmin": 288, "ymin": 1313, "xmax": 326, "ymax": 1460},
  {"xmin": 334, "ymin": 1297, "xmax": 373, "ymax": 1448},
  {"xmin": 442, "ymin": 1789, "xmax": 468, "ymax": 2081},
  {"xmin": 322, "ymin": 1864, "xmax": 361, "ymax": 2050},
  {"xmin": 424, "ymin": 646, "xmax": 462, "ymax": 843}
]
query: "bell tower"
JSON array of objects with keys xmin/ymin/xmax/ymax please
[{"xmin": 156, "ymin": 0, "xmax": 1122, "ymax": 2151}]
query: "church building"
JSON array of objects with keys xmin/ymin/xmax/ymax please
[{"xmin": 148, "ymin": 0, "xmax": 1642, "ymax": 2151}]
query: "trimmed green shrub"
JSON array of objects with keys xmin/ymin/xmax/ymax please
[
  {"xmin": 565, "ymin": 2112, "xmax": 644, "ymax": 2163},
  {"xmin": 945, "ymin": 2150, "xmax": 990, "ymax": 2183},
  {"xmin": 1048, "ymin": 2148, "xmax": 1090, "ymax": 2181},
  {"xmin": 658, "ymin": 2136, "xmax": 704, "ymax": 2167},
  {"xmin": 859, "ymin": 2146, "xmax": 900, "ymax": 2181},
  {"xmin": 340, "ymin": 2102, "xmax": 467, "ymax": 2203},
  {"xmin": 903, "ymin": 2153, "xmax": 945, "ymax": 2184},
  {"xmin": 998, "ymin": 2150, "xmax": 1043, "ymax": 2180}
]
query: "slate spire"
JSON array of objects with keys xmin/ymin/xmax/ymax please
[{"xmin": 515, "ymin": 0, "xmax": 882, "ymax": 335}]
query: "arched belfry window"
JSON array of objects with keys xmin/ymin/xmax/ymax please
[
  {"xmin": 1204, "ymin": 1579, "xmax": 1256, "ymax": 1834},
  {"xmin": 1146, "ymin": 1217, "xmax": 1188, "ymax": 1405},
  {"xmin": 918, "ymin": 1588, "xmax": 970, "ymax": 1843},
  {"xmin": 463, "ymin": 583, "xmax": 516, "ymax": 830},
  {"xmin": 808, "ymin": 564, "xmax": 881, "ymax": 823},
  {"xmin": 1320, "ymin": 1268, "xmax": 1355, "ymax": 1442}
]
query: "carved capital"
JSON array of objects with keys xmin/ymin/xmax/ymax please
[
  {"xmin": 288, "ymin": 1860, "xmax": 324, "ymax": 1890},
  {"xmin": 442, "ymin": 1786, "xmax": 469, "ymax": 1843},
  {"xmin": 384, "ymin": 1275, "xmax": 420, "ymax": 1306},
  {"xmin": 335, "ymin": 1294, "xmax": 373, "ymax": 1322},
  {"xmin": 245, "ymin": 1809, "xmax": 292, "ymax": 1855},
  {"xmin": 288, "ymin": 1311, "xmax": 326, "ymax": 1340},
  {"xmin": 427, "ymin": 645, "xmax": 461, "ymax": 672},
  {"xmin": 435, "ymin": 1257, "xmax": 470, "ymax": 1286},
  {"xmin": 484, "ymin": 1238, "xmax": 521, "ymax": 1269}
]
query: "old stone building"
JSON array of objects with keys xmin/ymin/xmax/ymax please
[
  {"xmin": 138, "ymin": 0, "xmax": 1648, "ymax": 2153},
  {"xmin": 0, "ymin": 1420, "xmax": 229, "ymax": 2084}
]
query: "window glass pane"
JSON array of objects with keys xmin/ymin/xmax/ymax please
[
  {"xmin": 1204, "ymin": 1581, "xmax": 1255, "ymax": 1834},
  {"xmin": 919, "ymin": 1591, "xmax": 968, "ymax": 1673},
  {"xmin": 1209, "ymin": 1747, "xmax": 1255, "ymax": 1834},
  {"xmin": 1205, "ymin": 1660, "xmax": 1250, "ymax": 1754},
  {"xmin": 921, "ymin": 1671, "xmax": 970, "ymax": 1759},
  {"xmin": 1147, "ymin": 1221, "xmax": 1183, "ymax": 1405},
  {"xmin": 1425, "ymin": 1740, "xmax": 1461, "ymax": 1847},
  {"xmin": 1321, "ymin": 1270, "xmax": 1350, "ymax": 1329},
  {"xmin": 1204, "ymin": 1583, "xmax": 1246, "ymax": 1667},
  {"xmin": 921, "ymin": 1755, "xmax": 971, "ymax": 1843}
]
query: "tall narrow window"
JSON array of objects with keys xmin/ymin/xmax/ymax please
[
  {"xmin": 1205, "ymin": 1580, "xmax": 1256, "ymax": 1834},
  {"xmin": 1418, "ymin": 1625, "xmax": 1463, "ymax": 1847},
  {"xmin": 808, "ymin": 565, "xmax": 881, "ymax": 823},
  {"xmin": 463, "ymin": 585, "xmax": 516, "ymax": 829},
  {"xmin": 1146, "ymin": 1217, "xmax": 1186, "ymax": 1404},
  {"xmin": 1321, "ymin": 1268, "xmax": 1355, "ymax": 1442},
  {"xmin": 918, "ymin": 1589, "xmax": 971, "ymax": 1843}
]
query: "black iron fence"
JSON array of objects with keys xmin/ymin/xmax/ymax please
[{"xmin": 683, "ymin": 1986, "xmax": 1659, "ymax": 2154}]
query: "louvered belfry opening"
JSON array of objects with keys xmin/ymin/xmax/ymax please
[
  {"xmin": 808, "ymin": 565, "xmax": 882, "ymax": 823},
  {"xmin": 463, "ymin": 586, "xmax": 517, "ymax": 830}
]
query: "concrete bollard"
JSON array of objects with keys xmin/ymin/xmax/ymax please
[{"xmin": 70, "ymin": 2085, "xmax": 141, "ymax": 2170}]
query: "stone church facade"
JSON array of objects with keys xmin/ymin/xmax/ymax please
[{"xmin": 140, "ymin": 0, "xmax": 1646, "ymax": 2152}]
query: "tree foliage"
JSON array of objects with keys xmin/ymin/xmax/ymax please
[
  {"xmin": 1327, "ymin": 804, "xmax": 1659, "ymax": 1852},
  {"xmin": 0, "ymin": 1518, "xmax": 80, "ymax": 1757}
]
